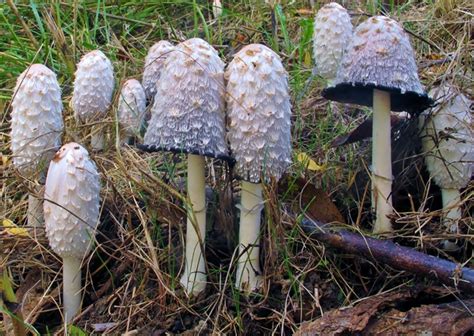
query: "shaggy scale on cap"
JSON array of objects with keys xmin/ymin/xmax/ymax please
[
  {"xmin": 11, "ymin": 64, "xmax": 63, "ymax": 175},
  {"xmin": 44, "ymin": 143, "xmax": 101, "ymax": 259},
  {"xmin": 143, "ymin": 38, "xmax": 227, "ymax": 158},
  {"xmin": 118, "ymin": 79, "xmax": 147, "ymax": 137},
  {"xmin": 313, "ymin": 2, "xmax": 352, "ymax": 80},
  {"xmin": 323, "ymin": 16, "xmax": 432, "ymax": 112},
  {"xmin": 142, "ymin": 41, "xmax": 174, "ymax": 100},
  {"xmin": 72, "ymin": 50, "xmax": 114, "ymax": 123},
  {"xmin": 419, "ymin": 85, "xmax": 473, "ymax": 189},
  {"xmin": 226, "ymin": 44, "xmax": 292, "ymax": 183}
]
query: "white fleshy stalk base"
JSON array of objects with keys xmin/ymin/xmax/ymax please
[
  {"xmin": 63, "ymin": 256, "xmax": 82, "ymax": 324},
  {"xmin": 27, "ymin": 185, "xmax": 44, "ymax": 228},
  {"xmin": 440, "ymin": 188, "xmax": 462, "ymax": 250},
  {"xmin": 372, "ymin": 89, "xmax": 393, "ymax": 234},
  {"xmin": 180, "ymin": 154, "xmax": 207, "ymax": 295},
  {"xmin": 91, "ymin": 125, "xmax": 105, "ymax": 151},
  {"xmin": 235, "ymin": 181, "xmax": 263, "ymax": 293}
]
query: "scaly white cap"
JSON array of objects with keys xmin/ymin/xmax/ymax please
[
  {"xmin": 11, "ymin": 64, "xmax": 63, "ymax": 176},
  {"xmin": 143, "ymin": 38, "xmax": 228, "ymax": 159},
  {"xmin": 72, "ymin": 50, "xmax": 114, "ymax": 123},
  {"xmin": 420, "ymin": 85, "xmax": 473, "ymax": 189},
  {"xmin": 142, "ymin": 40, "xmax": 174, "ymax": 100},
  {"xmin": 313, "ymin": 2, "xmax": 353, "ymax": 81},
  {"xmin": 323, "ymin": 16, "xmax": 432, "ymax": 113},
  {"xmin": 117, "ymin": 79, "xmax": 147, "ymax": 137},
  {"xmin": 44, "ymin": 143, "xmax": 101, "ymax": 259},
  {"xmin": 226, "ymin": 44, "xmax": 292, "ymax": 183}
]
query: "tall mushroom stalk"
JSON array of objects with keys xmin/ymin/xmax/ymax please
[
  {"xmin": 143, "ymin": 38, "xmax": 227, "ymax": 295},
  {"xmin": 419, "ymin": 84, "xmax": 473, "ymax": 249},
  {"xmin": 322, "ymin": 16, "xmax": 432, "ymax": 234},
  {"xmin": 43, "ymin": 143, "xmax": 101, "ymax": 323},
  {"xmin": 226, "ymin": 44, "xmax": 292, "ymax": 293},
  {"xmin": 10, "ymin": 64, "xmax": 63, "ymax": 228},
  {"xmin": 117, "ymin": 79, "xmax": 146, "ymax": 144},
  {"xmin": 312, "ymin": 2, "xmax": 352, "ymax": 84},
  {"xmin": 72, "ymin": 50, "xmax": 114, "ymax": 151}
]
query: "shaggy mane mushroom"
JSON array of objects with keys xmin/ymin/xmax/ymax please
[
  {"xmin": 323, "ymin": 16, "xmax": 432, "ymax": 234},
  {"xmin": 226, "ymin": 44, "xmax": 292, "ymax": 293}
]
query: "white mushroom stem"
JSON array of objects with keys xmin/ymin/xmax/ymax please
[
  {"xmin": 27, "ymin": 184, "xmax": 44, "ymax": 228},
  {"xmin": 180, "ymin": 154, "xmax": 207, "ymax": 295},
  {"xmin": 441, "ymin": 188, "xmax": 462, "ymax": 232},
  {"xmin": 91, "ymin": 125, "xmax": 105, "ymax": 151},
  {"xmin": 62, "ymin": 256, "xmax": 82, "ymax": 324},
  {"xmin": 235, "ymin": 181, "xmax": 263, "ymax": 292},
  {"xmin": 372, "ymin": 89, "xmax": 393, "ymax": 234}
]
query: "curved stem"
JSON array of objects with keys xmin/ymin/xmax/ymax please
[
  {"xmin": 236, "ymin": 181, "xmax": 263, "ymax": 293},
  {"xmin": 63, "ymin": 256, "xmax": 82, "ymax": 324},
  {"xmin": 372, "ymin": 89, "xmax": 393, "ymax": 234},
  {"xmin": 180, "ymin": 154, "xmax": 207, "ymax": 295}
]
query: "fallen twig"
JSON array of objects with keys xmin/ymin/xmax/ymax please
[{"xmin": 300, "ymin": 219, "xmax": 474, "ymax": 292}]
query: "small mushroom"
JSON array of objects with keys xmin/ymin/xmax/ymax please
[
  {"xmin": 44, "ymin": 143, "xmax": 101, "ymax": 323},
  {"xmin": 323, "ymin": 16, "xmax": 432, "ymax": 234},
  {"xmin": 212, "ymin": 0, "xmax": 223, "ymax": 19},
  {"xmin": 144, "ymin": 38, "xmax": 227, "ymax": 295},
  {"xmin": 312, "ymin": 2, "xmax": 353, "ymax": 83},
  {"xmin": 419, "ymin": 84, "xmax": 473, "ymax": 249},
  {"xmin": 10, "ymin": 64, "xmax": 64, "ymax": 227},
  {"xmin": 142, "ymin": 41, "xmax": 174, "ymax": 101},
  {"xmin": 117, "ymin": 79, "xmax": 146, "ymax": 144},
  {"xmin": 226, "ymin": 44, "xmax": 292, "ymax": 292},
  {"xmin": 72, "ymin": 50, "xmax": 115, "ymax": 150}
]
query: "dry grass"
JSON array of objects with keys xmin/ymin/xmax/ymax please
[{"xmin": 1, "ymin": 0, "xmax": 473, "ymax": 335}]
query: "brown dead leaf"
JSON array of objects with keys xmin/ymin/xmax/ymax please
[
  {"xmin": 299, "ymin": 180, "xmax": 344, "ymax": 224},
  {"xmin": 16, "ymin": 269, "xmax": 60, "ymax": 325},
  {"xmin": 331, "ymin": 113, "xmax": 409, "ymax": 147}
]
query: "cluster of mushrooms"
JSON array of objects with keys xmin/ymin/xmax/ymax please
[
  {"xmin": 313, "ymin": 3, "xmax": 472, "ymax": 236},
  {"xmin": 9, "ymin": 1, "xmax": 472, "ymax": 325}
]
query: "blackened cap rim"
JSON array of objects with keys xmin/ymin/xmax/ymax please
[
  {"xmin": 322, "ymin": 82, "xmax": 433, "ymax": 114},
  {"xmin": 137, "ymin": 144, "xmax": 234, "ymax": 163}
]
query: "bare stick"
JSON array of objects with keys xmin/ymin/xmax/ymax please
[{"xmin": 300, "ymin": 219, "xmax": 474, "ymax": 292}]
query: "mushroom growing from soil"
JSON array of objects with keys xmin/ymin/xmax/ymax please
[
  {"xmin": 117, "ymin": 79, "xmax": 147, "ymax": 144},
  {"xmin": 312, "ymin": 2, "xmax": 353, "ymax": 83},
  {"xmin": 322, "ymin": 16, "xmax": 432, "ymax": 234},
  {"xmin": 226, "ymin": 44, "xmax": 292, "ymax": 292},
  {"xmin": 142, "ymin": 40, "xmax": 175, "ymax": 101},
  {"xmin": 419, "ymin": 84, "xmax": 473, "ymax": 249},
  {"xmin": 143, "ymin": 38, "xmax": 227, "ymax": 295},
  {"xmin": 44, "ymin": 142, "xmax": 101, "ymax": 323},
  {"xmin": 72, "ymin": 50, "xmax": 114, "ymax": 150},
  {"xmin": 10, "ymin": 64, "xmax": 64, "ymax": 228}
]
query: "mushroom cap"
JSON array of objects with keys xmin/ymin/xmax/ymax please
[
  {"xmin": 142, "ymin": 40, "xmax": 174, "ymax": 100},
  {"xmin": 226, "ymin": 44, "xmax": 292, "ymax": 183},
  {"xmin": 313, "ymin": 2, "xmax": 353, "ymax": 80},
  {"xmin": 10, "ymin": 64, "xmax": 63, "ymax": 176},
  {"xmin": 72, "ymin": 50, "xmax": 114, "ymax": 123},
  {"xmin": 44, "ymin": 143, "xmax": 101, "ymax": 259},
  {"xmin": 419, "ymin": 85, "xmax": 473, "ymax": 189},
  {"xmin": 117, "ymin": 79, "xmax": 147, "ymax": 137},
  {"xmin": 323, "ymin": 16, "xmax": 432, "ymax": 113},
  {"xmin": 143, "ymin": 38, "xmax": 228, "ymax": 159}
]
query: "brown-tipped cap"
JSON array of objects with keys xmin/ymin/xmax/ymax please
[{"xmin": 323, "ymin": 16, "xmax": 432, "ymax": 113}]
